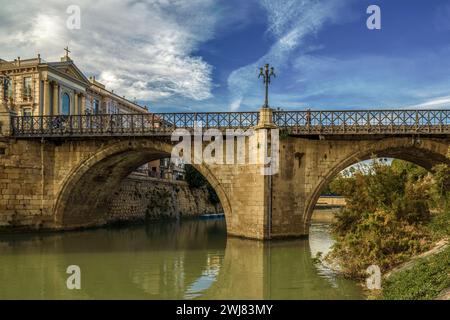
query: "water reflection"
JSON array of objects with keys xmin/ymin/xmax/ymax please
[{"xmin": 0, "ymin": 219, "xmax": 363, "ymax": 299}]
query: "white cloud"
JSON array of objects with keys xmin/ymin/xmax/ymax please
[
  {"xmin": 405, "ymin": 96, "xmax": 450, "ymax": 109},
  {"xmin": 0, "ymin": 0, "xmax": 218, "ymax": 103},
  {"xmin": 226, "ymin": 0, "xmax": 349, "ymax": 110},
  {"xmin": 290, "ymin": 49, "xmax": 450, "ymax": 109}
]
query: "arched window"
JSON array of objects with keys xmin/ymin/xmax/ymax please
[{"xmin": 62, "ymin": 93, "xmax": 70, "ymax": 115}]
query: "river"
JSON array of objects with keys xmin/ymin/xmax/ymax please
[{"xmin": 0, "ymin": 218, "xmax": 363, "ymax": 299}]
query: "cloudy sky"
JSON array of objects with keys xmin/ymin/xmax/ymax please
[{"xmin": 1, "ymin": 0, "xmax": 450, "ymax": 112}]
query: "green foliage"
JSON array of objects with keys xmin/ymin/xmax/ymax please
[
  {"xmin": 428, "ymin": 205, "xmax": 450, "ymax": 238},
  {"xmin": 381, "ymin": 246, "xmax": 450, "ymax": 300},
  {"xmin": 185, "ymin": 164, "xmax": 220, "ymax": 205},
  {"xmin": 327, "ymin": 158, "xmax": 449, "ymax": 278},
  {"xmin": 391, "ymin": 159, "xmax": 428, "ymax": 181},
  {"xmin": 321, "ymin": 184, "xmax": 339, "ymax": 196}
]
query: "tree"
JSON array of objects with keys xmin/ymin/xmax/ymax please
[{"xmin": 327, "ymin": 159, "xmax": 448, "ymax": 278}]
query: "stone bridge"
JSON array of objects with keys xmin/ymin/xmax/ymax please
[{"xmin": 0, "ymin": 107, "xmax": 449, "ymax": 240}]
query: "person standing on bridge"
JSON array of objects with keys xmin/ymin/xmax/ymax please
[{"xmin": 306, "ymin": 108, "xmax": 312, "ymax": 129}]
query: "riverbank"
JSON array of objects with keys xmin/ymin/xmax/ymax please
[
  {"xmin": 379, "ymin": 241, "xmax": 450, "ymax": 300},
  {"xmin": 310, "ymin": 196, "xmax": 345, "ymax": 223}
]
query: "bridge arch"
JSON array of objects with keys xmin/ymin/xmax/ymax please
[
  {"xmin": 304, "ymin": 137, "xmax": 450, "ymax": 232},
  {"xmin": 54, "ymin": 139, "xmax": 232, "ymax": 230}
]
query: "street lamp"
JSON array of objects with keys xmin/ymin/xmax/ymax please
[
  {"xmin": 258, "ymin": 63, "xmax": 276, "ymax": 108},
  {"xmin": 0, "ymin": 74, "xmax": 10, "ymax": 102}
]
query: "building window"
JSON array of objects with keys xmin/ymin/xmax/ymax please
[
  {"xmin": 22, "ymin": 108, "xmax": 32, "ymax": 117},
  {"xmin": 62, "ymin": 93, "xmax": 70, "ymax": 115},
  {"xmin": 4, "ymin": 78, "xmax": 12, "ymax": 99},
  {"xmin": 93, "ymin": 99, "xmax": 99, "ymax": 114},
  {"xmin": 23, "ymin": 77, "xmax": 32, "ymax": 97},
  {"xmin": 107, "ymin": 101, "xmax": 118, "ymax": 114}
]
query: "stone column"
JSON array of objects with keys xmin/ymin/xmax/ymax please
[
  {"xmin": 80, "ymin": 94, "xmax": 86, "ymax": 114},
  {"xmin": 0, "ymin": 78, "xmax": 4, "ymax": 102},
  {"xmin": 73, "ymin": 92, "xmax": 78, "ymax": 115},
  {"xmin": 43, "ymin": 79, "xmax": 50, "ymax": 116},
  {"xmin": 255, "ymin": 107, "xmax": 276, "ymax": 129},
  {"xmin": 52, "ymin": 82, "xmax": 59, "ymax": 116},
  {"xmin": 238, "ymin": 107, "xmax": 277, "ymax": 240}
]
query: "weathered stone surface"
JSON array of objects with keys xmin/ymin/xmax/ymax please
[
  {"xmin": 0, "ymin": 134, "xmax": 448, "ymax": 240},
  {"xmin": 108, "ymin": 174, "xmax": 222, "ymax": 223}
]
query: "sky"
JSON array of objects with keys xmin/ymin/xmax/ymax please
[{"xmin": 1, "ymin": 0, "xmax": 450, "ymax": 112}]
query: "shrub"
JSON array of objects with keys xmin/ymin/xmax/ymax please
[{"xmin": 327, "ymin": 158, "xmax": 449, "ymax": 278}]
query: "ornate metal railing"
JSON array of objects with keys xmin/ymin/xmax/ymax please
[
  {"xmin": 11, "ymin": 112, "xmax": 260, "ymax": 137},
  {"xmin": 10, "ymin": 109, "xmax": 450, "ymax": 137},
  {"xmin": 273, "ymin": 109, "xmax": 450, "ymax": 135}
]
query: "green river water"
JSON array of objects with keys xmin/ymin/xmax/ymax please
[{"xmin": 0, "ymin": 218, "xmax": 363, "ymax": 299}]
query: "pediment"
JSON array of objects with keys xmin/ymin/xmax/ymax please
[{"xmin": 48, "ymin": 61, "xmax": 89, "ymax": 84}]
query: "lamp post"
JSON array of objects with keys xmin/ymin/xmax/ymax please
[
  {"xmin": 0, "ymin": 74, "xmax": 10, "ymax": 104},
  {"xmin": 258, "ymin": 64, "xmax": 275, "ymax": 108}
]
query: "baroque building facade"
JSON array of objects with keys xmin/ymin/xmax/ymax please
[{"xmin": 0, "ymin": 51, "xmax": 148, "ymax": 116}]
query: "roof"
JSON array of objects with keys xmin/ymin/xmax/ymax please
[{"xmin": 47, "ymin": 60, "xmax": 90, "ymax": 84}]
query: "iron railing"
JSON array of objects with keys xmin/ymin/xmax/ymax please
[
  {"xmin": 273, "ymin": 109, "xmax": 450, "ymax": 135},
  {"xmin": 10, "ymin": 109, "xmax": 450, "ymax": 137},
  {"xmin": 11, "ymin": 112, "xmax": 260, "ymax": 137}
]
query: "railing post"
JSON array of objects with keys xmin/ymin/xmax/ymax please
[
  {"xmin": 319, "ymin": 111, "xmax": 322, "ymax": 133},
  {"xmin": 379, "ymin": 111, "xmax": 382, "ymax": 133},
  {"xmin": 416, "ymin": 110, "xmax": 419, "ymax": 133},
  {"xmin": 150, "ymin": 113, "xmax": 154, "ymax": 133},
  {"xmin": 390, "ymin": 111, "xmax": 394, "ymax": 133},
  {"xmin": 173, "ymin": 113, "xmax": 176, "ymax": 132},
  {"xmin": 194, "ymin": 113, "xmax": 198, "ymax": 130}
]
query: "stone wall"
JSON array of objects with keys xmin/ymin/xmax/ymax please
[
  {"xmin": 107, "ymin": 174, "xmax": 222, "ymax": 223},
  {"xmin": 0, "ymin": 132, "xmax": 448, "ymax": 239}
]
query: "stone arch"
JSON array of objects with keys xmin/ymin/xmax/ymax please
[
  {"xmin": 54, "ymin": 139, "xmax": 232, "ymax": 230},
  {"xmin": 303, "ymin": 137, "xmax": 450, "ymax": 232}
]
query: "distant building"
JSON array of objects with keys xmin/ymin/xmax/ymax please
[
  {"xmin": 160, "ymin": 158, "xmax": 185, "ymax": 181},
  {"xmin": 0, "ymin": 51, "xmax": 147, "ymax": 116},
  {"xmin": 134, "ymin": 158, "xmax": 185, "ymax": 181}
]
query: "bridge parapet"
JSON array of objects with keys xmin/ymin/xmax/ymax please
[
  {"xmin": 10, "ymin": 112, "xmax": 260, "ymax": 138},
  {"xmin": 273, "ymin": 109, "xmax": 450, "ymax": 135},
  {"xmin": 9, "ymin": 109, "xmax": 450, "ymax": 138}
]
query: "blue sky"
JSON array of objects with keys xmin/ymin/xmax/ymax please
[{"xmin": 1, "ymin": 0, "xmax": 450, "ymax": 112}]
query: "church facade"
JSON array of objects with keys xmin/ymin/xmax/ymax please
[{"xmin": 0, "ymin": 51, "xmax": 148, "ymax": 117}]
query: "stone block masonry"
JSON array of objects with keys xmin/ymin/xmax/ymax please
[
  {"xmin": 0, "ymin": 129, "xmax": 448, "ymax": 239},
  {"xmin": 108, "ymin": 174, "xmax": 222, "ymax": 223}
]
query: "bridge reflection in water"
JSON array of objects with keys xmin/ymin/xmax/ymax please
[{"xmin": 0, "ymin": 219, "xmax": 362, "ymax": 299}]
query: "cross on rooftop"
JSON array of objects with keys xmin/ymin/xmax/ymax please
[{"xmin": 64, "ymin": 46, "xmax": 71, "ymax": 57}]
